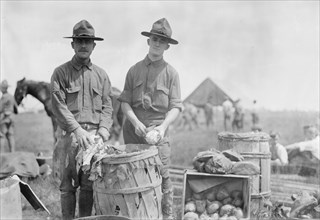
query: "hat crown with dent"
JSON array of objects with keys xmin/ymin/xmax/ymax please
[
  {"xmin": 64, "ymin": 20, "xmax": 103, "ymax": 41},
  {"xmin": 141, "ymin": 18, "xmax": 178, "ymax": 45}
]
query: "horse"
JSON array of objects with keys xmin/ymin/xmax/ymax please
[{"xmin": 14, "ymin": 77, "xmax": 124, "ymax": 143}]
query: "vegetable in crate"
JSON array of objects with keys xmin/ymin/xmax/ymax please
[
  {"xmin": 195, "ymin": 199, "xmax": 207, "ymax": 214},
  {"xmin": 220, "ymin": 204, "xmax": 236, "ymax": 217},
  {"xmin": 205, "ymin": 190, "xmax": 216, "ymax": 201},
  {"xmin": 210, "ymin": 213, "xmax": 219, "ymax": 220},
  {"xmin": 222, "ymin": 197, "xmax": 233, "ymax": 205},
  {"xmin": 216, "ymin": 186, "xmax": 229, "ymax": 201},
  {"xmin": 185, "ymin": 201, "xmax": 196, "ymax": 213},
  {"xmin": 183, "ymin": 211, "xmax": 199, "ymax": 220},
  {"xmin": 206, "ymin": 201, "xmax": 222, "ymax": 214}
]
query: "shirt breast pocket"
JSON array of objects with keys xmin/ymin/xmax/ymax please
[
  {"xmin": 132, "ymin": 80, "xmax": 143, "ymax": 102},
  {"xmin": 92, "ymin": 86, "xmax": 102, "ymax": 112},
  {"xmin": 66, "ymin": 86, "xmax": 81, "ymax": 112},
  {"xmin": 153, "ymin": 84, "xmax": 169, "ymax": 108}
]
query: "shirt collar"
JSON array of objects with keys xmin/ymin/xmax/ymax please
[
  {"xmin": 143, "ymin": 55, "xmax": 165, "ymax": 67},
  {"xmin": 71, "ymin": 56, "xmax": 92, "ymax": 71}
]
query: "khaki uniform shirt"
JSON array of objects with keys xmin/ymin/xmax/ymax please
[
  {"xmin": 119, "ymin": 55, "xmax": 183, "ymax": 127},
  {"xmin": 51, "ymin": 56, "xmax": 113, "ymax": 133}
]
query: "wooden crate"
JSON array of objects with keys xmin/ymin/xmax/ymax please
[{"xmin": 182, "ymin": 169, "xmax": 251, "ymax": 219}]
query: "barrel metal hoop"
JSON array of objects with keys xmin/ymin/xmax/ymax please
[{"xmin": 94, "ymin": 179, "xmax": 162, "ymax": 195}]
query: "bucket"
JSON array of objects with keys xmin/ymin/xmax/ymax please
[
  {"xmin": 218, "ymin": 132, "xmax": 271, "ymax": 218},
  {"xmin": 93, "ymin": 144, "xmax": 163, "ymax": 220}
]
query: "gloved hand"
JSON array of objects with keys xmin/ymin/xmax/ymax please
[
  {"xmin": 74, "ymin": 127, "xmax": 95, "ymax": 150},
  {"xmin": 97, "ymin": 127, "xmax": 110, "ymax": 142}
]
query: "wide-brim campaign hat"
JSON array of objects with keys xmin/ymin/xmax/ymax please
[
  {"xmin": 64, "ymin": 20, "xmax": 104, "ymax": 41},
  {"xmin": 141, "ymin": 18, "xmax": 178, "ymax": 45}
]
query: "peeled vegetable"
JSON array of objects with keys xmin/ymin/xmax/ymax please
[
  {"xmin": 183, "ymin": 212, "xmax": 199, "ymax": 220},
  {"xmin": 185, "ymin": 201, "xmax": 196, "ymax": 213},
  {"xmin": 145, "ymin": 129, "xmax": 161, "ymax": 144}
]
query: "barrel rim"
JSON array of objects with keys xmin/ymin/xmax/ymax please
[
  {"xmin": 101, "ymin": 149, "xmax": 159, "ymax": 164},
  {"xmin": 218, "ymin": 131, "xmax": 270, "ymax": 142}
]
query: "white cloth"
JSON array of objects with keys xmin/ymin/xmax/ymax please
[
  {"xmin": 286, "ymin": 135, "xmax": 320, "ymax": 160},
  {"xmin": 270, "ymin": 143, "xmax": 288, "ymax": 165}
]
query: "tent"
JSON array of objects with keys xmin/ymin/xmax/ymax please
[{"xmin": 183, "ymin": 78, "xmax": 233, "ymax": 107}]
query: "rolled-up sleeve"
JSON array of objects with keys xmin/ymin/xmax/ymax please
[
  {"xmin": 51, "ymin": 69, "xmax": 80, "ymax": 133},
  {"xmin": 99, "ymin": 75, "xmax": 113, "ymax": 130}
]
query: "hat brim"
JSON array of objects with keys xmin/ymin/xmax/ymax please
[
  {"xmin": 141, "ymin": 31, "xmax": 178, "ymax": 45},
  {"xmin": 64, "ymin": 36, "xmax": 104, "ymax": 41}
]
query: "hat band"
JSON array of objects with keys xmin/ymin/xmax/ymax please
[{"xmin": 150, "ymin": 30, "xmax": 170, "ymax": 38}]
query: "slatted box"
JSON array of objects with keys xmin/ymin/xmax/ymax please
[{"xmin": 182, "ymin": 170, "xmax": 251, "ymax": 219}]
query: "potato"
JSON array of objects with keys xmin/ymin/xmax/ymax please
[
  {"xmin": 205, "ymin": 190, "xmax": 216, "ymax": 201},
  {"xmin": 193, "ymin": 192, "xmax": 204, "ymax": 200},
  {"xmin": 195, "ymin": 199, "xmax": 206, "ymax": 214},
  {"xmin": 222, "ymin": 197, "xmax": 233, "ymax": 205},
  {"xmin": 230, "ymin": 190, "xmax": 242, "ymax": 199},
  {"xmin": 216, "ymin": 186, "xmax": 229, "ymax": 201},
  {"xmin": 232, "ymin": 198, "xmax": 243, "ymax": 208},
  {"xmin": 206, "ymin": 201, "xmax": 222, "ymax": 214},
  {"xmin": 210, "ymin": 213, "xmax": 220, "ymax": 220}
]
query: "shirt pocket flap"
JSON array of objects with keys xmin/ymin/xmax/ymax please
[
  {"xmin": 133, "ymin": 80, "xmax": 143, "ymax": 89},
  {"xmin": 92, "ymin": 87, "xmax": 102, "ymax": 96},
  {"xmin": 66, "ymin": 86, "xmax": 81, "ymax": 94},
  {"xmin": 156, "ymin": 85, "xmax": 169, "ymax": 95}
]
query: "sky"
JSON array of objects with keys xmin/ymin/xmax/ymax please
[{"xmin": 0, "ymin": 1, "xmax": 319, "ymax": 111}]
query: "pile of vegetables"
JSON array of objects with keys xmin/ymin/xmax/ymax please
[{"xmin": 183, "ymin": 185, "xmax": 245, "ymax": 220}]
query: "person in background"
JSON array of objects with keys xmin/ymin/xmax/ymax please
[
  {"xmin": 232, "ymin": 99, "xmax": 244, "ymax": 132},
  {"xmin": 50, "ymin": 20, "xmax": 113, "ymax": 220},
  {"xmin": 251, "ymin": 100, "xmax": 259, "ymax": 129},
  {"xmin": 0, "ymin": 80, "xmax": 18, "ymax": 152},
  {"xmin": 269, "ymin": 131, "xmax": 288, "ymax": 166},
  {"xmin": 222, "ymin": 96, "xmax": 233, "ymax": 131},
  {"xmin": 287, "ymin": 125, "xmax": 319, "ymax": 163},
  {"xmin": 118, "ymin": 18, "xmax": 183, "ymax": 220}
]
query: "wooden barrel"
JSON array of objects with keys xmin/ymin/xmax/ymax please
[
  {"xmin": 218, "ymin": 132, "xmax": 271, "ymax": 218},
  {"xmin": 93, "ymin": 144, "xmax": 163, "ymax": 220}
]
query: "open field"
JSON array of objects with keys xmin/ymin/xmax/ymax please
[{"xmin": 5, "ymin": 109, "xmax": 320, "ymax": 219}]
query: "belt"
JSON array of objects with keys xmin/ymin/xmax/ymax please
[{"xmin": 80, "ymin": 123, "xmax": 98, "ymax": 130}]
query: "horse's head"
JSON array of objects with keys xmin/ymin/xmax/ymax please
[{"xmin": 14, "ymin": 77, "xmax": 28, "ymax": 105}]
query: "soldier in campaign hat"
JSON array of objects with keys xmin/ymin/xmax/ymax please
[
  {"xmin": 0, "ymin": 79, "xmax": 18, "ymax": 152},
  {"xmin": 50, "ymin": 20, "xmax": 113, "ymax": 219},
  {"xmin": 118, "ymin": 18, "xmax": 183, "ymax": 220}
]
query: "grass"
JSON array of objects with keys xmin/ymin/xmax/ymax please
[{"xmin": 5, "ymin": 109, "xmax": 319, "ymax": 219}]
